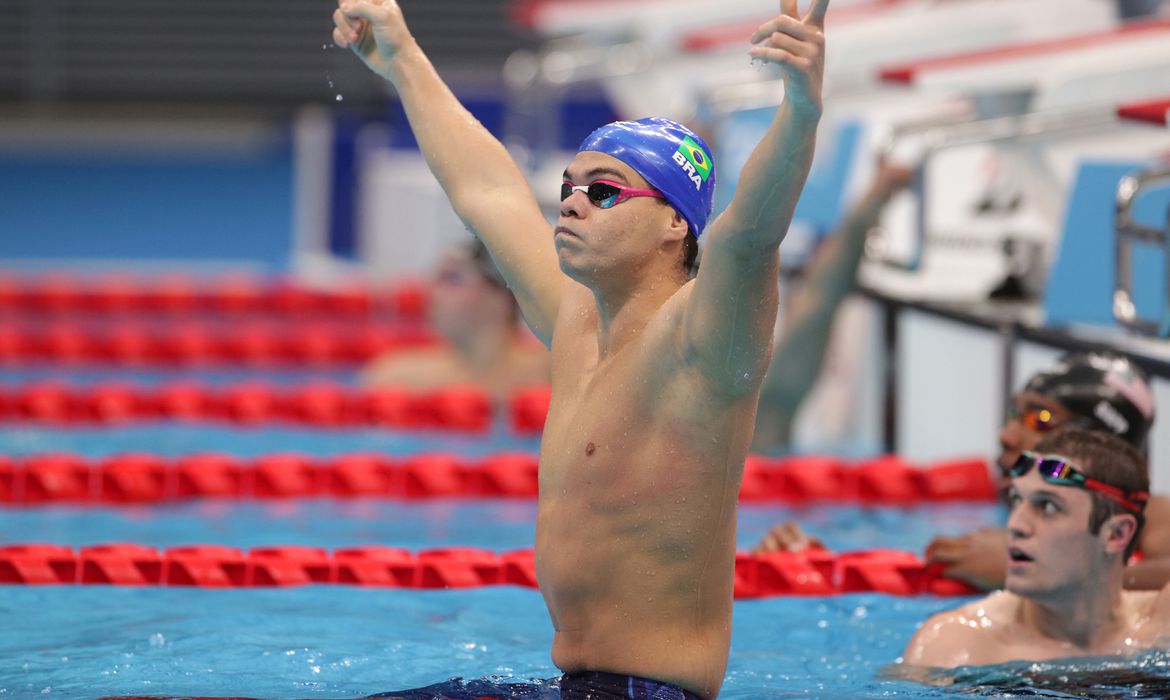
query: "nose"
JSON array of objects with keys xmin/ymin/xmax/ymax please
[
  {"xmin": 1006, "ymin": 501, "xmax": 1031, "ymax": 540},
  {"xmin": 560, "ymin": 189, "xmax": 587, "ymax": 219},
  {"xmin": 997, "ymin": 419, "xmax": 1024, "ymax": 470}
]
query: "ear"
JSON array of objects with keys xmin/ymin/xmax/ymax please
[
  {"xmin": 663, "ymin": 209, "xmax": 689, "ymax": 244},
  {"xmin": 1100, "ymin": 513, "xmax": 1139, "ymax": 556}
]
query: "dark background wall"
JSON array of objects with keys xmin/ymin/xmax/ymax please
[{"xmin": 0, "ymin": 0, "xmax": 536, "ymax": 112}]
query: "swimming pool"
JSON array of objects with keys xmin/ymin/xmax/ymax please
[{"xmin": 1, "ymin": 423, "xmax": 1163, "ymax": 699}]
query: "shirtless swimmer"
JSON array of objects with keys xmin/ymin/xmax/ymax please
[{"xmin": 332, "ymin": 1, "xmax": 830, "ymax": 696}]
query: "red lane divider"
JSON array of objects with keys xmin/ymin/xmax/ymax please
[
  {"xmin": 0, "ymin": 275, "xmax": 430, "ymax": 320},
  {"xmin": 0, "ymin": 544, "xmax": 979, "ymax": 597},
  {"xmin": 0, "ymin": 322, "xmax": 438, "ymax": 366},
  {"xmin": 0, "ymin": 383, "xmax": 499, "ymax": 431},
  {"xmin": 0, "ymin": 452, "xmax": 997, "ymax": 504}
]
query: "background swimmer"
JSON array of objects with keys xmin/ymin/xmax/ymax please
[
  {"xmin": 756, "ymin": 352, "xmax": 1170, "ymax": 594},
  {"xmin": 899, "ymin": 428, "xmax": 1164, "ymax": 670},
  {"xmin": 753, "ymin": 157, "xmax": 914, "ymax": 451},
  {"xmin": 362, "ymin": 238, "xmax": 549, "ymax": 406},
  {"xmin": 925, "ymin": 352, "xmax": 1166, "ymax": 591}
]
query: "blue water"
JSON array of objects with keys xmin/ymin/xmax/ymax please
[
  {"xmin": 2, "ymin": 423, "xmax": 1161, "ymax": 699},
  {"xmin": 0, "ymin": 585, "xmax": 948, "ymax": 699},
  {"xmin": 0, "ymin": 501, "xmax": 1001, "ymax": 555},
  {"xmin": 0, "ymin": 368, "xmax": 359, "ymax": 387},
  {"xmin": 8, "ymin": 584, "xmax": 1168, "ymax": 699},
  {"xmin": 0, "ymin": 424, "xmax": 541, "ymax": 459}
]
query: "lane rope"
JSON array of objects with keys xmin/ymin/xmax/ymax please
[
  {"xmin": 0, "ymin": 451, "xmax": 996, "ymax": 504},
  {"xmin": 0, "ymin": 322, "xmax": 437, "ymax": 366},
  {"xmin": 0, "ymin": 275, "xmax": 429, "ymax": 319},
  {"xmin": 0, "ymin": 543, "xmax": 978, "ymax": 597}
]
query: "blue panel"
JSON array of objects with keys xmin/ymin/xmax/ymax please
[
  {"xmin": 381, "ymin": 91, "xmax": 618, "ymax": 151},
  {"xmin": 713, "ymin": 110, "xmax": 860, "ymax": 237},
  {"xmin": 0, "ymin": 143, "xmax": 294, "ymax": 269},
  {"xmin": 327, "ymin": 113, "xmax": 366, "ymax": 260},
  {"xmin": 1045, "ymin": 161, "xmax": 1169, "ymax": 332}
]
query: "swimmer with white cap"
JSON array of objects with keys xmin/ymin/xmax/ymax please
[{"xmin": 333, "ymin": 1, "xmax": 830, "ymax": 697}]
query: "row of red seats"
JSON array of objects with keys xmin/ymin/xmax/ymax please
[
  {"xmin": 0, "ymin": 383, "xmax": 504, "ymax": 430},
  {"xmin": 0, "ymin": 452, "xmax": 996, "ymax": 504},
  {"xmin": 0, "ymin": 544, "xmax": 977, "ymax": 597},
  {"xmin": 0, "ymin": 276, "xmax": 429, "ymax": 318},
  {"xmin": 0, "ymin": 323, "xmax": 436, "ymax": 366}
]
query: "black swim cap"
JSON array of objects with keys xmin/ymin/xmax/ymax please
[{"xmin": 1024, "ymin": 352, "xmax": 1155, "ymax": 449}]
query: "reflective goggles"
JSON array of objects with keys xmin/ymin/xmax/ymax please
[
  {"xmin": 560, "ymin": 179, "xmax": 665, "ymax": 210},
  {"xmin": 1006, "ymin": 405, "xmax": 1088, "ymax": 433},
  {"xmin": 1006, "ymin": 451, "xmax": 1149, "ymax": 514}
]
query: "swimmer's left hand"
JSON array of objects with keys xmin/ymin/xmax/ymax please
[{"xmin": 750, "ymin": 0, "xmax": 829, "ymax": 117}]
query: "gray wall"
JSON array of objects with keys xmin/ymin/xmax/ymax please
[{"xmin": 0, "ymin": 0, "xmax": 534, "ymax": 110}]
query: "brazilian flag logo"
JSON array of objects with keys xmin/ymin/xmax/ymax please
[{"xmin": 677, "ymin": 136, "xmax": 712, "ymax": 183}]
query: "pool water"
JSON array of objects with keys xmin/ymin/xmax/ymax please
[
  {"xmin": 2, "ymin": 424, "xmax": 1165, "ymax": 699},
  {"xmin": 9, "ymin": 583, "xmax": 1170, "ymax": 699}
]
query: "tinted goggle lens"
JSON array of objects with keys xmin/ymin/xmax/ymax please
[
  {"xmin": 1008, "ymin": 452, "xmax": 1148, "ymax": 513},
  {"xmin": 1009, "ymin": 454, "xmax": 1076, "ymax": 483},
  {"xmin": 560, "ymin": 181, "xmax": 622, "ymax": 208},
  {"xmin": 1009, "ymin": 406, "xmax": 1061, "ymax": 432},
  {"xmin": 1041, "ymin": 459, "xmax": 1076, "ymax": 482}
]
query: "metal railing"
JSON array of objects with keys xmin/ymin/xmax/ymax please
[{"xmin": 1114, "ymin": 167, "xmax": 1170, "ymax": 336}]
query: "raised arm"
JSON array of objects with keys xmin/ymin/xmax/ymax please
[
  {"xmin": 681, "ymin": 0, "xmax": 828, "ymax": 394},
  {"xmin": 333, "ymin": 1, "xmax": 564, "ymax": 344},
  {"xmin": 754, "ymin": 161, "xmax": 913, "ymax": 449}
]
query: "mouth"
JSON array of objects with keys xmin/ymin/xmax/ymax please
[
  {"xmin": 554, "ymin": 226, "xmax": 578, "ymax": 239},
  {"xmin": 1008, "ymin": 547, "xmax": 1034, "ymax": 566}
]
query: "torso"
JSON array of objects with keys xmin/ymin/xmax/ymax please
[
  {"xmin": 911, "ymin": 589, "xmax": 1170, "ymax": 668},
  {"xmin": 535, "ymin": 283, "xmax": 758, "ymax": 700}
]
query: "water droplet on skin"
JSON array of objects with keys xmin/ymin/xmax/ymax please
[{"xmin": 336, "ymin": 94, "xmax": 344, "ymax": 102}]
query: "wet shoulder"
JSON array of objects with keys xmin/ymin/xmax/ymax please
[
  {"xmin": 904, "ymin": 593, "xmax": 1019, "ymax": 667},
  {"xmin": 1141, "ymin": 585, "xmax": 1170, "ymax": 622}
]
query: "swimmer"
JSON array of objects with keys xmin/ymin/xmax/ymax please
[
  {"xmin": 332, "ymin": 0, "xmax": 829, "ymax": 696},
  {"xmin": 925, "ymin": 352, "xmax": 1165, "ymax": 591},
  {"xmin": 361, "ymin": 238, "xmax": 549, "ymax": 406},
  {"xmin": 757, "ymin": 352, "xmax": 1170, "ymax": 591},
  {"xmin": 753, "ymin": 158, "xmax": 914, "ymax": 451},
  {"xmin": 899, "ymin": 428, "xmax": 1170, "ymax": 670}
]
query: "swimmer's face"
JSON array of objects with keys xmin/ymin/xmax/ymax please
[
  {"xmin": 429, "ymin": 250, "xmax": 511, "ymax": 338},
  {"xmin": 1004, "ymin": 464, "xmax": 1102, "ymax": 599},
  {"xmin": 997, "ymin": 392, "xmax": 1076, "ymax": 472},
  {"xmin": 556, "ymin": 152, "xmax": 681, "ymax": 283}
]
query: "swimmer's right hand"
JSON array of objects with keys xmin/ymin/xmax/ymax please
[
  {"xmin": 332, "ymin": 0, "xmax": 416, "ymax": 79},
  {"xmin": 754, "ymin": 522, "xmax": 825, "ymax": 553}
]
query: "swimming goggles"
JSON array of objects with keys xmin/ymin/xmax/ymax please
[
  {"xmin": 1006, "ymin": 405, "xmax": 1089, "ymax": 433},
  {"xmin": 1006, "ymin": 451, "xmax": 1149, "ymax": 514},
  {"xmin": 561, "ymin": 179, "xmax": 665, "ymax": 210}
]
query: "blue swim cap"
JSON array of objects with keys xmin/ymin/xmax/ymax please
[{"xmin": 578, "ymin": 117, "xmax": 716, "ymax": 238}]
